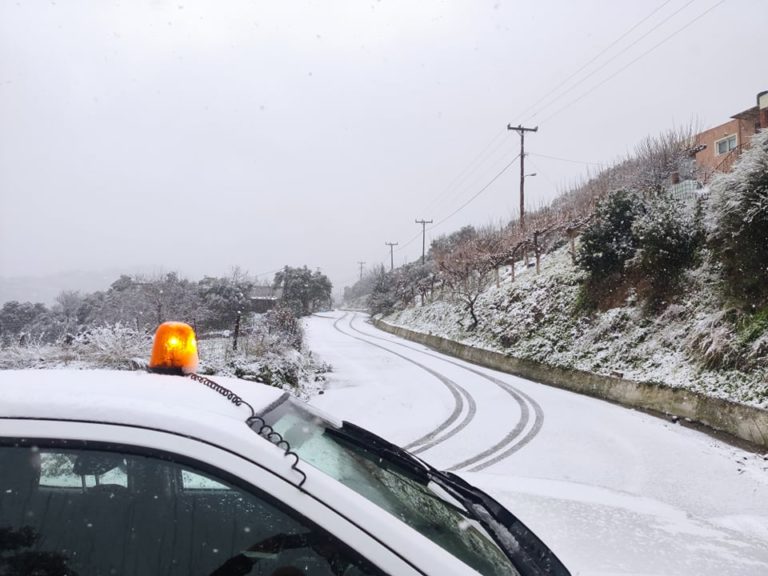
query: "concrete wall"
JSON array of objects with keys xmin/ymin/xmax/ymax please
[{"xmin": 373, "ymin": 319, "xmax": 768, "ymax": 449}]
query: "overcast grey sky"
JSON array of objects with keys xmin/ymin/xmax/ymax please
[{"xmin": 0, "ymin": 0, "xmax": 764, "ymax": 294}]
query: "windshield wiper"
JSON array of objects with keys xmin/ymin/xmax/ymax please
[
  {"xmin": 324, "ymin": 421, "xmax": 430, "ymax": 484},
  {"xmin": 429, "ymin": 472, "xmax": 571, "ymax": 576},
  {"xmin": 328, "ymin": 422, "xmax": 570, "ymax": 576}
]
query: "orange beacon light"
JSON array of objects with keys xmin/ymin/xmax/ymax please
[{"xmin": 148, "ymin": 322, "xmax": 199, "ymax": 375}]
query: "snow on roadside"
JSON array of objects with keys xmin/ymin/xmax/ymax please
[
  {"xmin": 385, "ymin": 245, "xmax": 768, "ymax": 409},
  {"xmin": 0, "ymin": 324, "xmax": 329, "ymax": 399}
]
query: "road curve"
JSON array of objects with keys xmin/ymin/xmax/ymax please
[
  {"xmin": 331, "ymin": 312, "xmax": 478, "ymax": 455},
  {"xmin": 335, "ymin": 312, "xmax": 542, "ymax": 471},
  {"xmin": 347, "ymin": 313, "xmax": 544, "ymax": 471}
]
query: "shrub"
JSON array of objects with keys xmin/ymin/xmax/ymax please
[
  {"xmin": 577, "ymin": 189, "xmax": 644, "ymax": 280},
  {"xmin": 74, "ymin": 325, "xmax": 152, "ymax": 369},
  {"xmin": 367, "ymin": 267, "xmax": 398, "ymax": 316},
  {"xmin": 632, "ymin": 196, "xmax": 700, "ymax": 295},
  {"xmin": 708, "ymin": 130, "xmax": 768, "ymax": 306},
  {"xmin": 265, "ymin": 306, "xmax": 303, "ymax": 351}
]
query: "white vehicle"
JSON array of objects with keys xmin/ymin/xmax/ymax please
[{"xmin": 0, "ymin": 323, "xmax": 569, "ymax": 576}]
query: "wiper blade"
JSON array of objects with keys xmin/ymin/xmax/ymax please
[
  {"xmin": 430, "ymin": 472, "xmax": 571, "ymax": 576},
  {"xmin": 325, "ymin": 421, "xmax": 430, "ymax": 483},
  {"xmin": 329, "ymin": 422, "xmax": 570, "ymax": 575}
]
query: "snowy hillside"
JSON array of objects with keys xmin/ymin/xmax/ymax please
[{"xmin": 385, "ymin": 244, "xmax": 768, "ymax": 409}]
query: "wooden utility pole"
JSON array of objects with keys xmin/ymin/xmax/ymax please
[
  {"xmin": 357, "ymin": 261, "xmax": 365, "ymax": 280},
  {"xmin": 385, "ymin": 242, "xmax": 398, "ymax": 271},
  {"xmin": 507, "ymin": 124, "xmax": 538, "ymax": 231},
  {"xmin": 415, "ymin": 219, "xmax": 433, "ymax": 265},
  {"xmin": 232, "ymin": 310, "xmax": 241, "ymax": 351}
]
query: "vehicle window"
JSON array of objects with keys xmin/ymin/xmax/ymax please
[
  {"xmin": 265, "ymin": 400, "xmax": 519, "ymax": 576},
  {"xmin": 182, "ymin": 469, "xmax": 230, "ymax": 491},
  {"xmin": 40, "ymin": 451, "xmax": 128, "ymax": 488},
  {"xmin": 0, "ymin": 444, "xmax": 387, "ymax": 576}
]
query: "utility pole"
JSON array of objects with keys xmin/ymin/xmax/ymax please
[
  {"xmin": 507, "ymin": 124, "xmax": 538, "ymax": 231},
  {"xmin": 415, "ymin": 219, "xmax": 433, "ymax": 265},
  {"xmin": 357, "ymin": 261, "xmax": 365, "ymax": 280},
  {"xmin": 385, "ymin": 242, "xmax": 398, "ymax": 271}
]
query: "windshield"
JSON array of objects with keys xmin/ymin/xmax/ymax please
[{"xmin": 261, "ymin": 398, "xmax": 519, "ymax": 576}]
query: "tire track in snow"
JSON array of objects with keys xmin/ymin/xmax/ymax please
[
  {"xmin": 330, "ymin": 313, "xmax": 477, "ymax": 454},
  {"xmin": 347, "ymin": 314, "xmax": 544, "ymax": 472}
]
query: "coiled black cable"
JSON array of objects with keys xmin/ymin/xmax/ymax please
[{"xmin": 189, "ymin": 373, "xmax": 307, "ymax": 488}]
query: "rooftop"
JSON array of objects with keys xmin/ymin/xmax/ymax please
[{"xmin": 0, "ymin": 369, "xmax": 285, "ymax": 436}]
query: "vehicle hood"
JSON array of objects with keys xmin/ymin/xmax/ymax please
[{"xmin": 461, "ymin": 473, "xmax": 768, "ymax": 576}]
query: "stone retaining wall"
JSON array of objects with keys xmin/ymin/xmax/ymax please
[{"xmin": 373, "ymin": 319, "xmax": 768, "ymax": 449}]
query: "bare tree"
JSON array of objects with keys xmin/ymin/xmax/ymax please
[{"xmin": 435, "ymin": 233, "xmax": 500, "ymax": 330}]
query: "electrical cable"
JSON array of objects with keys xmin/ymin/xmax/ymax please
[
  {"xmin": 428, "ymin": 153, "xmax": 520, "ymax": 232},
  {"xmin": 433, "ymin": 135, "xmax": 518, "ymax": 220},
  {"xmin": 524, "ymin": 0, "xmax": 698, "ymax": 123},
  {"xmin": 538, "ymin": 0, "xmax": 725, "ymax": 125},
  {"xmin": 416, "ymin": 127, "xmax": 508, "ymax": 217},
  {"xmin": 526, "ymin": 157, "xmax": 562, "ymax": 193},
  {"xmin": 513, "ymin": 0, "xmax": 675, "ymax": 122},
  {"xmin": 395, "ymin": 230, "xmax": 424, "ymax": 252},
  {"xmin": 253, "ymin": 267, "xmax": 281, "ymax": 279},
  {"xmin": 528, "ymin": 152, "xmax": 604, "ymax": 166},
  {"xmin": 397, "ymin": 152, "xmax": 521, "ymax": 254}
]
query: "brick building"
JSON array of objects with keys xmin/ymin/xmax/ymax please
[{"xmin": 694, "ymin": 90, "xmax": 767, "ymax": 181}]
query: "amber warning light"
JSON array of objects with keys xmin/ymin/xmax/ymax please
[{"xmin": 149, "ymin": 322, "xmax": 199, "ymax": 375}]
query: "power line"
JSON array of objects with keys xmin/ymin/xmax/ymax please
[
  {"xmin": 396, "ymin": 2, "xmax": 703, "ymax": 262},
  {"xmin": 396, "ymin": 153, "xmax": 515, "ymax": 255},
  {"xmin": 539, "ymin": 0, "xmax": 725, "ymax": 125},
  {"xmin": 521, "ymin": 1, "xmax": 682, "ymax": 119},
  {"xmin": 417, "ymin": 127, "xmax": 508, "ymax": 217},
  {"xmin": 428, "ymin": 153, "xmax": 520, "ymax": 232},
  {"xmin": 395, "ymin": 230, "xmax": 423, "ymax": 252},
  {"xmin": 513, "ymin": 0, "xmax": 675, "ymax": 122},
  {"xmin": 253, "ymin": 267, "xmax": 281, "ymax": 279},
  {"xmin": 397, "ymin": 130, "xmax": 512, "ymax": 254},
  {"xmin": 526, "ymin": 157, "xmax": 562, "ymax": 193},
  {"xmin": 528, "ymin": 152, "xmax": 604, "ymax": 166},
  {"xmin": 427, "ymin": 134, "xmax": 516, "ymax": 220},
  {"xmin": 525, "ymin": 0, "xmax": 699, "ymax": 123},
  {"xmin": 407, "ymin": 144, "xmax": 520, "ymax": 252}
]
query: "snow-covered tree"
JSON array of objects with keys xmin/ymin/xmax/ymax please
[
  {"xmin": 272, "ymin": 266, "xmax": 332, "ymax": 316},
  {"xmin": 197, "ymin": 275, "xmax": 253, "ymax": 330},
  {"xmin": 708, "ymin": 130, "xmax": 768, "ymax": 306},
  {"xmin": 577, "ymin": 189, "xmax": 644, "ymax": 280},
  {"xmin": 632, "ymin": 195, "xmax": 700, "ymax": 299},
  {"xmin": 0, "ymin": 301, "xmax": 54, "ymax": 344},
  {"xmin": 368, "ymin": 265, "xmax": 398, "ymax": 316}
]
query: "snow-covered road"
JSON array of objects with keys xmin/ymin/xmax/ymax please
[{"xmin": 306, "ymin": 310, "xmax": 768, "ymax": 575}]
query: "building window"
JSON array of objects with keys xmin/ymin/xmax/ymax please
[{"xmin": 716, "ymin": 135, "xmax": 737, "ymax": 155}]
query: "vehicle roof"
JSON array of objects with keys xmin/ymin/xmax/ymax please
[
  {"xmin": 0, "ymin": 369, "xmax": 284, "ymax": 435},
  {"xmin": 0, "ymin": 369, "xmax": 486, "ymax": 576}
]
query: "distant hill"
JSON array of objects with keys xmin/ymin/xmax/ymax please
[{"xmin": 0, "ymin": 270, "xmax": 128, "ymax": 305}]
